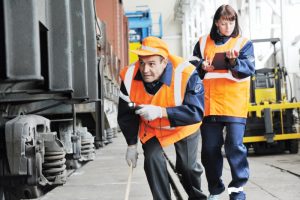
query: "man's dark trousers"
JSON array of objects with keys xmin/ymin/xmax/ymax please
[{"xmin": 142, "ymin": 130, "xmax": 207, "ymax": 200}]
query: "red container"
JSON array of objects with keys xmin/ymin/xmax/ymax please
[{"xmin": 95, "ymin": 0, "xmax": 129, "ymax": 82}]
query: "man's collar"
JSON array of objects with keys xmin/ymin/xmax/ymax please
[{"xmin": 134, "ymin": 61, "xmax": 172, "ymax": 86}]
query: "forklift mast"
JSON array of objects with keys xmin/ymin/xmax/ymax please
[{"xmin": 244, "ymin": 38, "xmax": 300, "ymax": 154}]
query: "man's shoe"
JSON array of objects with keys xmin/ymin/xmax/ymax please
[{"xmin": 208, "ymin": 194, "xmax": 219, "ymax": 200}]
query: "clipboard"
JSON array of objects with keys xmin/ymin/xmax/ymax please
[{"xmin": 211, "ymin": 53, "xmax": 229, "ymax": 70}]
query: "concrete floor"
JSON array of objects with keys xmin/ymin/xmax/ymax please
[
  {"xmin": 165, "ymin": 143, "xmax": 300, "ymax": 200},
  {"xmin": 40, "ymin": 133, "xmax": 300, "ymax": 200}
]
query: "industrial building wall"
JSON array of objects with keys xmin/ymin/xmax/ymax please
[{"xmin": 123, "ymin": 0, "xmax": 183, "ymax": 57}]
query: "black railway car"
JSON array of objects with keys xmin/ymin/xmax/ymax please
[{"xmin": 0, "ymin": 0, "xmax": 127, "ymax": 199}]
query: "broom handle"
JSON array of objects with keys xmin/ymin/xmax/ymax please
[{"xmin": 124, "ymin": 162, "xmax": 133, "ymax": 200}]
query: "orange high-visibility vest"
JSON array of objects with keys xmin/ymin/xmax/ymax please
[
  {"xmin": 120, "ymin": 55, "xmax": 201, "ymax": 147},
  {"xmin": 199, "ymin": 34, "xmax": 250, "ymax": 118}
]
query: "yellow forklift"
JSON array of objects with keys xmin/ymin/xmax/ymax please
[{"xmin": 244, "ymin": 38, "xmax": 300, "ymax": 154}]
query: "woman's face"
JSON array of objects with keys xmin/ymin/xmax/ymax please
[{"xmin": 215, "ymin": 18, "xmax": 236, "ymax": 36}]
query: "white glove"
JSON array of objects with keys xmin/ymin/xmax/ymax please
[
  {"xmin": 135, "ymin": 104, "xmax": 162, "ymax": 121},
  {"xmin": 126, "ymin": 145, "xmax": 138, "ymax": 168}
]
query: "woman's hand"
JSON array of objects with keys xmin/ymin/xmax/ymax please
[
  {"xmin": 226, "ymin": 49, "xmax": 239, "ymax": 59},
  {"xmin": 226, "ymin": 49, "xmax": 239, "ymax": 66},
  {"xmin": 202, "ymin": 59, "xmax": 214, "ymax": 72}
]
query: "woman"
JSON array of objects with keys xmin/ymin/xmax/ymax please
[{"xmin": 190, "ymin": 4, "xmax": 255, "ymax": 200}]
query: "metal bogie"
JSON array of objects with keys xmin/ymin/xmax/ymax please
[
  {"xmin": 42, "ymin": 130, "xmax": 67, "ymax": 185},
  {"xmin": 3, "ymin": 115, "xmax": 67, "ymax": 198},
  {"xmin": 58, "ymin": 121, "xmax": 95, "ymax": 163},
  {"xmin": 77, "ymin": 126, "xmax": 95, "ymax": 162},
  {"xmin": 59, "ymin": 122, "xmax": 76, "ymax": 155},
  {"xmin": 105, "ymin": 128, "xmax": 114, "ymax": 144}
]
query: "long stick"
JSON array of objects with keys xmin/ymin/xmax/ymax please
[{"xmin": 124, "ymin": 163, "xmax": 133, "ymax": 200}]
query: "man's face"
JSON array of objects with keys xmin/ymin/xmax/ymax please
[{"xmin": 138, "ymin": 55, "xmax": 167, "ymax": 83}]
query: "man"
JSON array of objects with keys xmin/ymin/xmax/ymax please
[{"xmin": 117, "ymin": 36, "xmax": 207, "ymax": 200}]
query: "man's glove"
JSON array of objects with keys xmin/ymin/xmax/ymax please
[
  {"xmin": 126, "ymin": 145, "xmax": 138, "ymax": 168},
  {"xmin": 135, "ymin": 104, "xmax": 162, "ymax": 121}
]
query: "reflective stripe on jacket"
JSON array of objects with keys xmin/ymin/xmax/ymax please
[
  {"xmin": 119, "ymin": 55, "xmax": 201, "ymax": 147},
  {"xmin": 199, "ymin": 34, "xmax": 250, "ymax": 118}
]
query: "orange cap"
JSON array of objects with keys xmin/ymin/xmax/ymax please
[{"xmin": 131, "ymin": 36, "xmax": 169, "ymax": 58}]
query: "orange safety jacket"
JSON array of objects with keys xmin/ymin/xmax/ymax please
[
  {"xmin": 119, "ymin": 55, "xmax": 201, "ymax": 147},
  {"xmin": 199, "ymin": 34, "xmax": 250, "ymax": 118}
]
